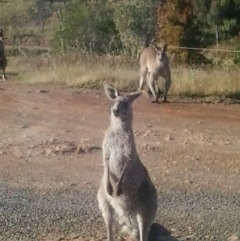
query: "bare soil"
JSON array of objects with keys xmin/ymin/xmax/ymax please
[{"xmin": 0, "ymin": 82, "xmax": 239, "ymax": 241}]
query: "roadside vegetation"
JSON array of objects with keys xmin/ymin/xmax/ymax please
[{"xmin": 1, "ymin": 0, "xmax": 240, "ymax": 99}]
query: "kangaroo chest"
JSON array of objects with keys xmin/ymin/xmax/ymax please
[{"xmin": 105, "ymin": 131, "xmax": 135, "ymax": 176}]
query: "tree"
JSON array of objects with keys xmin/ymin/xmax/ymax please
[
  {"xmin": 157, "ymin": 0, "xmax": 204, "ymax": 63},
  {"xmin": 52, "ymin": 0, "xmax": 120, "ymax": 53},
  {"xmin": 45, "ymin": 0, "xmax": 71, "ymax": 28},
  {"xmin": 27, "ymin": 0, "xmax": 52, "ymax": 32},
  {"xmin": 201, "ymin": 0, "xmax": 240, "ymax": 45},
  {"xmin": 112, "ymin": 0, "xmax": 158, "ymax": 57}
]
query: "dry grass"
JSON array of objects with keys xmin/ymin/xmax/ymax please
[
  {"xmin": 6, "ymin": 53, "xmax": 240, "ymax": 99},
  {"xmin": 0, "ymin": 0, "xmax": 33, "ymax": 22},
  {"xmin": 1, "ymin": 0, "xmax": 57, "ymax": 46}
]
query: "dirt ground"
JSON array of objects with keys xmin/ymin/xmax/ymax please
[{"xmin": 0, "ymin": 82, "xmax": 239, "ymax": 241}]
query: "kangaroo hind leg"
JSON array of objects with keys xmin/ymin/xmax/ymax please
[
  {"xmin": 97, "ymin": 186, "xmax": 114, "ymax": 241},
  {"xmin": 148, "ymin": 74, "xmax": 158, "ymax": 103},
  {"xmin": 139, "ymin": 66, "xmax": 147, "ymax": 91}
]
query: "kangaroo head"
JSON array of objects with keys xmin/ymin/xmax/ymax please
[
  {"xmin": 154, "ymin": 43, "xmax": 168, "ymax": 61},
  {"xmin": 103, "ymin": 81, "xmax": 142, "ymax": 122}
]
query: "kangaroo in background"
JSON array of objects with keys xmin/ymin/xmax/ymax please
[
  {"xmin": 97, "ymin": 82, "xmax": 158, "ymax": 241},
  {"xmin": 138, "ymin": 36, "xmax": 171, "ymax": 103},
  {"xmin": 0, "ymin": 29, "xmax": 7, "ymax": 81}
]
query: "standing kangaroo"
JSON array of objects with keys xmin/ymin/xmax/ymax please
[
  {"xmin": 97, "ymin": 82, "xmax": 158, "ymax": 241},
  {"xmin": 139, "ymin": 41, "xmax": 171, "ymax": 103},
  {"xmin": 0, "ymin": 29, "xmax": 7, "ymax": 81}
]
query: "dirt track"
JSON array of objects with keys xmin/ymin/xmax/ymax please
[{"xmin": 0, "ymin": 82, "xmax": 239, "ymax": 241}]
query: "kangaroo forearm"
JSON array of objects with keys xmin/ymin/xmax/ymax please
[
  {"xmin": 106, "ymin": 165, "xmax": 113, "ymax": 196},
  {"xmin": 116, "ymin": 163, "xmax": 128, "ymax": 196}
]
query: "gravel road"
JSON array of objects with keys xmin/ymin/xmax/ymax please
[{"xmin": 0, "ymin": 83, "xmax": 239, "ymax": 241}]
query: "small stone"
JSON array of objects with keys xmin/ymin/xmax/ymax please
[
  {"xmin": 61, "ymin": 143, "xmax": 77, "ymax": 153},
  {"xmin": 184, "ymin": 180, "xmax": 193, "ymax": 185},
  {"xmin": 147, "ymin": 146, "xmax": 156, "ymax": 151},
  {"xmin": 45, "ymin": 149, "xmax": 52, "ymax": 155},
  {"xmin": 134, "ymin": 131, "xmax": 141, "ymax": 136},
  {"xmin": 183, "ymin": 140, "xmax": 188, "ymax": 145},
  {"xmin": 21, "ymin": 125, "xmax": 28, "ymax": 129},
  {"xmin": 55, "ymin": 146, "xmax": 61, "ymax": 152},
  {"xmin": 77, "ymin": 146, "xmax": 85, "ymax": 154},
  {"xmin": 36, "ymin": 89, "xmax": 49, "ymax": 93},
  {"xmin": 165, "ymin": 135, "xmax": 173, "ymax": 141},
  {"xmin": 227, "ymin": 234, "xmax": 239, "ymax": 241},
  {"xmin": 88, "ymin": 146, "xmax": 101, "ymax": 152},
  {"xmin": 49, "ymin": 138, "xmax": 57, "ymax": 142},
  {"xmin": 181, "ymin": 234, "xmax": 198, "ymax": 241}
]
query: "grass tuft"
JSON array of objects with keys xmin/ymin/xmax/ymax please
[{"xmin": 5, "ymin": 53, "xmax": 240, "ymax": 100}]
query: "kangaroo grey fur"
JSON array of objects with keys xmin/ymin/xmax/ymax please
[
  {"xmin": 0, "ymin": 30, "xmax": 7, "ymax": 81},
  {"xmin": 97, "ymin": 82, "xmax": 158, "ymax": 241},
  {"xmin": 107, "ymin": 161, "xmax": 128, "ymax": 197},
  {"xmin": 138, "ymin": 40, "xmax": 171, "ymax": 103}
]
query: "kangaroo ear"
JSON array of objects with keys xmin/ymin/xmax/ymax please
[
  {"xmin": 127, "ymin": 90, "xmax": 142, "ymax": 103},
  {"xmin": 103, "ymin": 81, "xmax": 121, "ymax": 101},
  {"xmin": 154, "ymin": 44, "xmax": 160, "ymax": 51}
]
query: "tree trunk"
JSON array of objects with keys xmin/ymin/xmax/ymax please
[{"xmin": 215, "ymin": 25, "xmax": 219, "ymax": 46}]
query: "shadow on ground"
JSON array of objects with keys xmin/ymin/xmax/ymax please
[{"xmin": 149, "ymin": 223, "xmax": 180, "ymax": 241}]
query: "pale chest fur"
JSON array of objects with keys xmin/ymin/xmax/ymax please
[
  {"xmin": 147, "ymin": 57, "xmax": 169, "ymax": 75},
  {"xmin": 103, "ymin": 128, "xmax": 137, "ymax": 177}
]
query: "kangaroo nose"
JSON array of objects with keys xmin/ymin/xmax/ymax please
[{"xmin": 113, "ymin": 109, "xmax": 119, "ymax": 116}]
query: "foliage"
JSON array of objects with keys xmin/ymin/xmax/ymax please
[
  {"xmin": 27, "ymin": 0, "xmax": 52, "ymax": 32},
  {"xmin": 3, "ymin": 0, "xmax": 240, "ymax": 65},
  {"xmin": 112, "ymin": 0, "xmax": 158, "ymax": 57},
  {"xmin": 52, "ymin": 0, "xmax": 120, "ymax": 54},
  {"xmin": 156, "ymin": 0, "xmax": 205, "ymax": 63},
  {"xmin": 232, "ymin": 45, "xmax": 240, "ymax": 64},
  {"xmin": 51, "ymin": 0, "xmax": 158, "ymax": 56}
]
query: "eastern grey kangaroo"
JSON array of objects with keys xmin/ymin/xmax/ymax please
[
  {"xmin": 97, "ymin": 82, "xmax": 158, "ymax": 241},
  {"xmin": 139, "ymin": 39, "xmax": 171, "ymax": 103}
]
